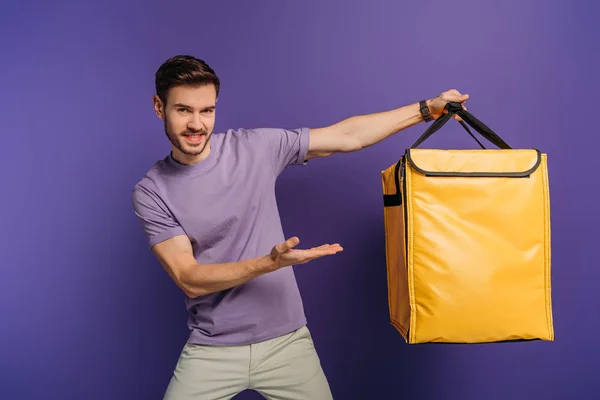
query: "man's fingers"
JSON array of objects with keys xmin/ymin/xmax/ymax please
[
  {"xmin": 275, "ymin": 243, "xmax": 344, "ymax": 267},
  {"xmin": 312, "ymin": 244, "xmax": 335, "ymax": 250},
  {"xmin": 316, "ymin": 243, "xmax": 342, "ymax": 250},
  {"xmin": 442, "ymin": 91, "xmax": 469, "ymax": 103},
  {"xmin": 311, "ymin": 244, "xmax": 343, "ymax": 256}
]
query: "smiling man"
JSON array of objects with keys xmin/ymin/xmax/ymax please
[{"xmin": 132, "ymin": 55, "xmax": 468, "ymax": 399}]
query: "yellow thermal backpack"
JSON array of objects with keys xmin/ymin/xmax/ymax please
[{"xmin": 381, "ymin": 102, "xmax": 554, "ymax": 344}]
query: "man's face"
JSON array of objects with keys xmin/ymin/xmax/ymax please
[{"xmin": 154, "ymin": 84, "xmax": 217, "ymax": 164}]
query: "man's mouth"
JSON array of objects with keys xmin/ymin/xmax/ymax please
[{"xmin": 183, "ymin": 133, "xmax": 206, "ymax": 144}]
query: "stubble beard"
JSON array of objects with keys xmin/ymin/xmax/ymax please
[{"xmin": 164, "ymin": 118, "xmax": 211, "ymax": 157}]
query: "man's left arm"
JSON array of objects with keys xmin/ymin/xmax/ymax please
[{"xmin": 306, "ymin": 89, "xmax": 469, "ymax": 160}]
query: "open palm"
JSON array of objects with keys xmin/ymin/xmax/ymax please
[{"xmin": 269, "ymin": 237, "xmax": 343, "ymax": 270}]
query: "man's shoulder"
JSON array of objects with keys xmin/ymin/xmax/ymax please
[
  {"xmin": 223, "ymin": 127, "xmax": 291, "ymax": 142},
  {"xmin": 215, "ymin": 129, "xmax": 273, "ymax": 158},
  {"xmin": 222, "ymin": 127, "xmax": 305, "ymax": 152},
  {"xmin": 132, "ymin": 157, "xmax": 170, "ymax": 200}
]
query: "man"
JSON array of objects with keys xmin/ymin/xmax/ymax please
[{"xmin": 132, "ymin": 55, "xmax": 468, "ymax": 399}]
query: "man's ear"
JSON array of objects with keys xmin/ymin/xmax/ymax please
[{"xmin": 152, "ymin": 94, "xmax": 164, "ymax": 119}]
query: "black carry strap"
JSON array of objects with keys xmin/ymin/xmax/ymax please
[{"xmin": 411, "ymin": 102, "xmax": 512, "ymax": 149}]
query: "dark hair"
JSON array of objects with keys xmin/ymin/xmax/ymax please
[{"xmin": 155, "ymin": 55, "xmax": 220, "ymax": 105}]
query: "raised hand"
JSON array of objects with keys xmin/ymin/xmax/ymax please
[
  {"xmin": 427, "ymin": 89, "xmax": 469, "ymax": 121},
  {"xmin": 266, "ymin": 236, "xmax": 343, "ymax": 272}
]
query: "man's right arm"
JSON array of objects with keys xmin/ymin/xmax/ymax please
[
  {"xmin": 130, "ymin": 185, "xmax": 262, "ymax": 297},
  {"xmin": 151, "ymin": 234, "xmax": 275, "ymax": 298},
  {"xmin": 151, "ymin": 235, "xmax": 343, "ymax": 298},
  {"xmin": 132, "ymin": 185, "xmax": 342, "ymax": 298}
]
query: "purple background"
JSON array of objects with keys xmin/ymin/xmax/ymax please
[{"xmin": 1, "ymin": 0, "xmax": 598, "ymax": 399}]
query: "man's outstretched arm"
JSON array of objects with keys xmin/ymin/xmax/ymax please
[
  {"xmin": 152, "ymin": 234, "xmax": 342, "ymax": 298},
  {"xmin": 306, "ymin": 89, "xmax": 469, "ymax": 160}
]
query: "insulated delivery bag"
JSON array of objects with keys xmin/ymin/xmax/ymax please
[{"xmin": 381, "ymin": 102, "xmax": 554, "ymax": 344}]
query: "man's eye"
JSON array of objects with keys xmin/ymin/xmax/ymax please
[{"xmin": 178, "ymin": 108, "xmax": 189, "ymax": 113}]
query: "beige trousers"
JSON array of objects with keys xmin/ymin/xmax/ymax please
[{"xmin": 163, "ymin": 325, "xmax": 333, "ymax": 400}]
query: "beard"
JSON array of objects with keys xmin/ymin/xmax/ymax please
[{"xmin": 163, "ymin": 117, "xmax": 212, "ymax": 157}]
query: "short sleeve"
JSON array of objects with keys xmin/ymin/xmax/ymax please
[
  {"xmin": 254, "ymin": 127, "xmax": 310, "ymax": 175},
  {"xmin": 132, "ymin": 184, "xmax": 186, "ymax": 248}
]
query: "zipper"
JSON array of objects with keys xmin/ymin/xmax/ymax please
[
  {"xmin": 400, "ymin": 156, "xmax": 408, "ymax": 267},
  {"xmin": 400, "ymin": 155, "xmax": 410, "ymax": 340}
]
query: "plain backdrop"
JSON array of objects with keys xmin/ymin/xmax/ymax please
[{"xmin": 1, "ymin": 0, "xmax": 599, "ymax": 399}]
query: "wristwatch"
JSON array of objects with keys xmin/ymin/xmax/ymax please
[{"xmin": 419, "ymin": 100, "xmax": 432, "ymax": 122}]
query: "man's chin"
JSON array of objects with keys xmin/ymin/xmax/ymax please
[{"xmin": 177, "ymin": 140, "xmax": 209, "ymax": 157}]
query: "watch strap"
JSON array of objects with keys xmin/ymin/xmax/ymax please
[{"xmin": 419, "ymin": 100, "xmax": 432, "ymax": 122}]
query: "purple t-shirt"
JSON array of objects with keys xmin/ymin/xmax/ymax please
[{"xmin": 132, "ymin": 127, "xmax": 310, "ymax": 346}]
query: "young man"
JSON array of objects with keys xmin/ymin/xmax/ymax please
[{"xmin": 132, "ymin": 55, "xmax": 468, "ymax": 399}]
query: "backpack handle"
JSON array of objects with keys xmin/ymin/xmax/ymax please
[{"xmin": 410, "ymin": 102, "xmax": 512, "ymax": 149}]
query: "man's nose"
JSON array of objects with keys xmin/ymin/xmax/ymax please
[{"xmin": 187, "ymin": 113, "xmax": 203, "ymax": 131}]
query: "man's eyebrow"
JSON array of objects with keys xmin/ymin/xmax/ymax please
[{"xmin": 173, "ymin": 103, "xmax": 215, "ymax": 111}]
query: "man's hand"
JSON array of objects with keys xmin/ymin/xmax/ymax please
[
  {"xmin": 263, "ymin": 237, "xmax": 343, "ymax": 273},
  {"xmin": 426, "ymin": 89, "xmax": 469, "ymax": 121}
]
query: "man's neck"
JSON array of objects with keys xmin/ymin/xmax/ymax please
[{"xmin": 171, "ymin": 143, "xmax": 211, "ymax": 165}]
